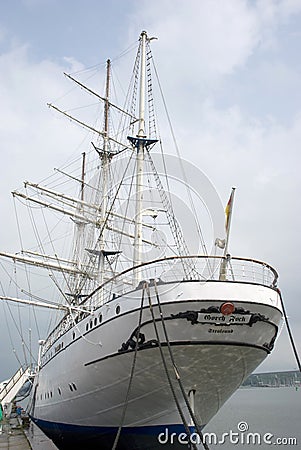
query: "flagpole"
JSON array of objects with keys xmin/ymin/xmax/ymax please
[
  {"xmin": 223, "ymin": 187, "xmax": 236, "ymax": 257},
  {"xmin": 220, "ymin": 187, "xmax": 236, "ymax": 280}
]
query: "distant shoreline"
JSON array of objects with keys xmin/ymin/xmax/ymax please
[{"xmin": 243, "ymin": 369, "xmax": 300, "ymax": 388}]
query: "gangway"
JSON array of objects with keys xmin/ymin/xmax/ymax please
[{"xmin": 0, "ymin": 366, "xmax": 31, "ymax": 405}]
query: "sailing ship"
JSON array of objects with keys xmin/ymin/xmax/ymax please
[{"xmin": 0, "ymin": 31, "xmax": 283, "ymax": 449}]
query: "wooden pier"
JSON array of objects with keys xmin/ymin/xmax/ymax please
[{"xmin": 0, "ymin": 417, "xmax": 32, "ymax": 450}]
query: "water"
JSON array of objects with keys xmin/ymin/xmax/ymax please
[
  {"xmin": 26, "ymin": 387, "xmax": 300, "ymax": 449},
  {"xmin": 203, "ymin": 386, "xmax": 300, "ymax": 449}
]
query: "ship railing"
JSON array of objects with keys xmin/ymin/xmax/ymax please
[{"xmin": 88, "ymin": 255, "xmax": 279, "ymax": 306}]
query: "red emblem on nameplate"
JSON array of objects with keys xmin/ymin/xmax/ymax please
[{"xmin": 220, "ymin": 302, "xmax": 235, "ymax": 316}]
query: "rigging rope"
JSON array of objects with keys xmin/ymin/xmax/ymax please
[
  {"xmin": 13, "ymin": 196, "xmax": 41, "ymax": 340},
  {"xmin": 0, "ymin": 279, "xmax": 32, "ymax": 368},
  {"xmin": 151, "ymin": 57, "xmax": 210, "ymax": 258},
  {"xmin": 153, "ymin": 279, "xmax": 210, "ymax": 450},
  {"xmin": 145, "ymin": 282, "xmax": 199, "ymax": 450},
  {"xmin": 111, "ymin": 284, "xmax": 146, "ymax": 450},
  {"xmin": 1, "ymin": 299, "xmax": 37, "ymax": 366},
  {"xmin": 278, "ymin": 291, "xmax": 301, "ymax": 372},
  {"xmin": 68, "ymin": 308, "xmax": 103, "ymax": 347},
  {"xmin": 77, "ymin": 149, "xmax": 136, "ymax": 299},
  {"xmin": 110, "ymin": 157, "xmax": 136, "ymax": 278}
]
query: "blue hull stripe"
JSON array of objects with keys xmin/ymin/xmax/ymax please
[{"xmin": 31, "ymin": 416, "xmax": 201, "ymax": 449}]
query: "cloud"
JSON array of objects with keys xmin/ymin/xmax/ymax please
[
  {"xmin": 186, "ymin": 98, "xmax": 301, "ymax": 255},
  {"xmin": 128, "ymin": 0, "xmax": 301, "ymax": 99},
  {"xmin": 129, "ymin": 0, "xmax": 259, "ymax": 91},
  {"xmin": 0, "ymin": 45, "xmax": 83, "ymax": 143},
  {"xmin": 0, "ymin": 42, "xmax": 89, "ymax": 256}
]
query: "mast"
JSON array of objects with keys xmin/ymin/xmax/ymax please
[
  {"xmin": 81, "ymin": 152, "xmax": 86, "ymax": 201},
  {"xmin": 73, "ymin": 151, "xmax": 87, "ymax": 293},
  {"xmin": 133, "ymin": 31, "xmax": 147, "ymax": 283},
  {"xmin": 104, "ymin": 59, "xmax": 110, "ymax": 138},
  {"xmin": 98, "ymin": 59, "xmax": 111, "ymax": 291}
]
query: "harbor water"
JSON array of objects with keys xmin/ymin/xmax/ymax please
[
  {"xmin": 204, "ymin": 386, "xmax": 300, "ymax": 449},
  {"xmin": 26, "ymin": 386, "xmax": 300, "ymax": 449}
]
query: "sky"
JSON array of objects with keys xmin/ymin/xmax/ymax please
[{"xmin": 0, "ymin": 0, "xmax": 301, "ymax": 380}]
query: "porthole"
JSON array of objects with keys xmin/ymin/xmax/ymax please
[
  {"xmin": 99, "ymin": 313, "xmax": 102, "ymax": 324},
  {"xmin": 90, "ymin": 321, "xmax": 93, "ymax": 329},
  {"xmin": 94, "ymin": 317, "xmax": 97, "ymax": 326},
  {"xmin": 58, "ymin": 387, "xmax": 61, "ymax": 395},
  {"xmin": 116, "ymin": 305, "xmax": 120, "ymax": 315},
  {"xmin": 73, "ymin": 332, "xmax": 76, "ymax": 340},
  {"xmin": 72, "ymin": 383, "xmax": 77, "ymax": 391},
  {"xmin": 69, "ymin": 383, "xmax": 73, "ymax": 392},
  {"xmin": 86, "ymin": 323, "xmax": 89, "ymax": 332}
]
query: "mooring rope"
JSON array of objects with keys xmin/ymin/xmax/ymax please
[
  {"xmin": 111, "ymin": 280, "xmax": 212, "ymax": 450},
  {"xmin": 279, "ymin": 290, "xmax": 301, "ymax": 372},
  {"xmin": 111, "ymin": 284, "xmax": 146, "ymax": 450},
  {"xmin": 153, "ymin": 279, "xmax": 210, "ymax": 450},
  {"xmin": 145, "ymin": 282, "xmax": 199, "ymax": 450}
]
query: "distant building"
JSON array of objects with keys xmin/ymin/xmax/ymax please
[{"xmin": 242, "ymin": 370, "xmax": 301, "ymax": 387}]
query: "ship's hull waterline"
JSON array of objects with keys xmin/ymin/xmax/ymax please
[{"xmin": 30, "ymin": 279, "xmax": 282, "ymax": 449}]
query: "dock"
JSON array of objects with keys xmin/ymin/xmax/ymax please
[{"xmin": 0, "ymin": 417, "xmax": 32, "ymax": 450}]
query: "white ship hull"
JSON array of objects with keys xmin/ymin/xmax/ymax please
[{"xmin": 30, "ymin": 278, "xmax": 282, "ymax": 449}]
